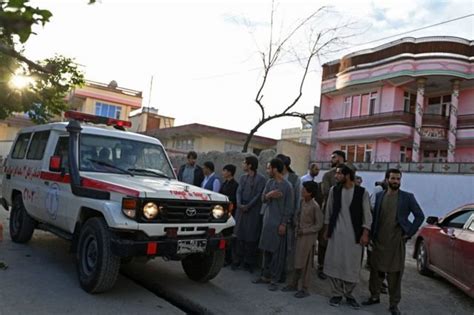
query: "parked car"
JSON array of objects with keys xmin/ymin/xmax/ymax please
[
  {"xmin": 413, "ymin": 204, "xmax": 474, "ymax": 298},
  {"xmin": 1, "ymin": 111, "xmax": 235, "ymax": 293}
]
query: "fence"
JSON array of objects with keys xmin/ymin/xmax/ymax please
[{"xmin": 317, "ymin": 161, "xmax": 474, "ymax": 174}]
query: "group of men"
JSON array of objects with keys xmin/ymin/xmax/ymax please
[{"xmin": 177, "ymin": 150, "xmax": 425, "ymax": 315}]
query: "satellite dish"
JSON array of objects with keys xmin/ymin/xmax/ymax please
[{"xmin": 108, "ymin": 80, "xmax": 118, "ymax": 88}]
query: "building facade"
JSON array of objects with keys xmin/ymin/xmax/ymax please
[
  {"xmin": 67, "ymin": 80, "xmax": 142, "ymax": 121},
  {"xmin": 314, "ymin": 36, "xmax": 474, "ymax": 164},
  {"xmin": 281, "ymin": 112, "xmax": 316, "ymax": 145},
  {"xmin": 0, "ymin": 80, "xmax": 143, "ymax": 159},
  {"xmin": 145, "ymin": 123, "xmax": 277, "ymax": 156},
  {"xmin": 129, "ymin": 107, "xmax": 175, "ymax": 133}
]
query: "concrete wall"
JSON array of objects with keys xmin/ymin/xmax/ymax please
[
  {"xmin": 458, "ymin": 87, "xmax": 474, "ymax": 115},
  {"xmin": 314, "ymin": 170, "xmax": 474, "ymax": 218},
  {"xmin": 276, "ymin": 140, "xmax": 311, "ymax": 176},
  {"xmin": 169, "ymin": 149, "xmax": 277, "ymax": 181}
]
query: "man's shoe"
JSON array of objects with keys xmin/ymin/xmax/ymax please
[
  {"xmin": 346, "ymin": 298, "xmax": 361, "ymax": 310},
  {"xmin": 317, "ymin": 270, "xmax": 327, "ymax": 280},
  {"xmin": 294, "ymin": 290, "xmax": 310, "ymax": 298},
  {"xmin": 329, "ymin": 296, "xmax": 343, "ymax": 307},
  {"xmin": 361, "ymin": 297, "xmax": 380, "ymax": 306},
  {"xmin": 389, "ymin": 305, "xmax": 401, "ymax": 315},
  {"xmin": 268, "ymin": 282, "xmax": 279, "ymax": 291},
  {"xmin": 281, "ymin": 285, "xmax": 297, "ymax": 292},
  {"xmin": 252, "ymin": 277, "xmax": 270, "ymax": 284}
]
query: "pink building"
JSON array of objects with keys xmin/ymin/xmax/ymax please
[{"xmin": 314, "ymin": 36, "xmax": 474, "ymax": 164}]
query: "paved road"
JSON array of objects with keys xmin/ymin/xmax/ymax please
[
  {"xmin": 122, "ymin": 253, "xmax": 474, "ymax": 315},
  {"xmin": 1, "ymin": 207, "xmax": 473, "ymax": 315},
  {"xmin": 0, "ymin": 210, "xmax": 183, "ymax": 315}
]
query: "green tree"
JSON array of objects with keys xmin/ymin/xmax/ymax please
[{"xmin": 0, "ymin": 0, "xmax": 90, "ymax": 122}]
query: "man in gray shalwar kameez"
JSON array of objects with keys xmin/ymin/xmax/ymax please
[
  {"xmin": 324, "ymin": 165, "xmax": 372, "ymax": 309},
  {"xmin": 233, "ymin": 156, "xmax": 266, "ymax": 272},
  {"xmin": 254, "ymin": 158, "xmax": 293, "ymax": 291},
  {"xmin": 276, "ymin": 154, "xmax": 300, "ymax": 282}
]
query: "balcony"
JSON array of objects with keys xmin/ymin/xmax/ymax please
[
  {"xmin": 422, "ymin": 114, "xmax": 449, "ymax": 129},
  {"xmin": 327, "ymin": 111, "xmax": 414, "ymax": 131},
  {"xmin": 458, "ymin": 114, "xmax": 474, "ymax": 130}
]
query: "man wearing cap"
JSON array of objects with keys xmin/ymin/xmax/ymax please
[{"xmin": 318, "ymin": 150, "xmax": 346, "ymax": 280}]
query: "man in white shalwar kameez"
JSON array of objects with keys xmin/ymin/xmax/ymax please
[{"xmin": 323, "ymin": 165, "xmax": 372, "ymax": 309}]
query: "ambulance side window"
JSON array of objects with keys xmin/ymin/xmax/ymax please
[
  {"xmin": 11, "ymin": 133, "xmax": 32, "ymax": 159},
  {"xmin": 27, "ymin": 131, "xmax": 51, "ymax": 160},
  {"xmin": 54, "ymin": 137, "xmax": 69, "ymax": 172}
]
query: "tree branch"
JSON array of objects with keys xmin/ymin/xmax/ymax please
[{"xmin": 0, "ymin": 42, "xmax": 52, "ymax": 74}]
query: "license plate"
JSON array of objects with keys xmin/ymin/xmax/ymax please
[{"xmin": 177, "ymin": 239, "xmax": 207, "ymax": 254}]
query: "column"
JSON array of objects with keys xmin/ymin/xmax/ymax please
[
  {"xmin": 412, "ymin": 78, "xmax": 426, "ymax": 162},
  {"xmin": 448, "ymin": 80, "xmax": 460, "ymax": 162}
]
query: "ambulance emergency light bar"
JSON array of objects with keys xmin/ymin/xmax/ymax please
[{"xmin": 64, "ymin": 111, "xmax": 132, "ymax": 129}]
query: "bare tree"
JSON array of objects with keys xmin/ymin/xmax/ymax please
[{"xmin": 242, "ymin": 1, "xmax": 355, "ymax": 152}]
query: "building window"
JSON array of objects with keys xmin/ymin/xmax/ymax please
[
  {"xmin": 224, "ymin": 142, "xmax": 244, "ymax": 152},
  {"xmin": 340, "ymin": 144, "xmax": 372, "ymax": 162},
  {"xmin": 403, "ymin": 92, "xmax": 416, "ymax": 113},
  {"xmin": 95, "ymin": 102, "xmax": 122, "ymax": 119},
  {"xmin": 344, "ymin": 96, "xmax": 351, "ymax": 118},
  {"xmin": 427, "ymin": 95, "xmax": 450, "ymax": 116},
  {"xmin": 400, "ymin": 146, "xmax": 413, "ymax": 162},
  {"xmin": 174, "ymin": 138, "xmax": 194, "ymax": 150},
  {"xmin": 369, "ymin": 92, "xmax": 377, "ymax": 115},
  {"xmin": 423, "ymin": 149, "xmax": 447, "ymax": 163}
]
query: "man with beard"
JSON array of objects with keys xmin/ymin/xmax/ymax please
[
  {"xmin": 254, "ymin": 158, "xmax": 293, "ymax": 291},
  {"xmin": 177, "ymin": 151, "xmax": 204, "ymax": 187},
  {"xmin": 233, "ymin": 156, "xmax": 266, "ymax": 273},
  {"xmin": 362, "ymin": 169, "xmax": 424, "ymax": 315},
  {"xmin": 318, "ymin": 150, "xmax": 346, "ymax": 279},
  {"xmin": 301, "ymin": 162, "xmax": 323, "ymax": 208},
  {"xmin": 324, "ymin": 165, "xmax": 371, "ymax": 309},
  {"xmin": 276, "ymin": 154, "xmax": 300, "ymax": 283}
]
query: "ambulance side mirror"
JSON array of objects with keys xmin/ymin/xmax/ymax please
[{"xmin": 49, "ymin": 155, "xmax": 62, "ymax": 172}]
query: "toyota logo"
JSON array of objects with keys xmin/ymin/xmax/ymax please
[{"xmin": 186, "ymin": 208, "xmax": 197, "ymax": 217}]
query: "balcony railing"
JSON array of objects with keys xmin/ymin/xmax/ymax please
[
  {"xmin": 458, "ymin": 114, "xmax": 474, "ymax": 130},
  {"xmin": 326, "ymin": 111, "xmax": 414, "ymax": 131},
  {"xmin": 325, "ymin": 112, "xmax": 474, "ymax": 132},
  {"xmin": 422, "ymin": 114, "xmax": 449, "ymax": 129}
]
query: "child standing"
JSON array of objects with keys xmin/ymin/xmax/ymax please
[{"xmin": 282, "ymin": 181, "xmax": 324, "ymax": 298}]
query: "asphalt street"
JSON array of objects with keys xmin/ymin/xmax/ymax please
[{"xmin": 1, "ymin": 208, "xmax": 473, "ymax": 315}]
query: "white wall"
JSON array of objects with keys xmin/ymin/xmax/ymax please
[{"xmin": 315, "ymin": 171, "xmax": 474, "ymax": 218}]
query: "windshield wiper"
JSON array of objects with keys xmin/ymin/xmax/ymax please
[
  {"xmin": 87, "ymin": 159, "xmax": 134, "ymax": 176},
  {"xmin": 128, "ymin": 168, "xmax": 170, "ymax": 179}
]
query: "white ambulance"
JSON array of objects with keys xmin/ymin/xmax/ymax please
[{"xmin": 1, "ymin": 111, "xmax": 235, "ymax": 293}]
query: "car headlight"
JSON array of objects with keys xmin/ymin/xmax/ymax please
[
  {"xmin": 143, "ymin": 202, "xmax": 160, "ymax": 219},
  {"xmin": 212, "ymin": 205, "xmax": 225, "ymax": 219}
]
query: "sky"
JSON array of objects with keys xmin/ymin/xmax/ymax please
[{"xmin": 25, "ymin": 0, "xmax": 474, "ymax": 139}]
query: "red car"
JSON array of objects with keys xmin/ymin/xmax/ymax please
[{"xmin": 414, "ymin": 204, "xmax": 474, "ymax": 298}]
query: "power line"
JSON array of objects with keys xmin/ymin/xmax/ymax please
[
  {"xmin": 354, "ymin": 13, "xmax": 474, "ymax": 47},
  {"xmin": 192, "ymin": 13, "xmax": 474, "ymax": 81}
]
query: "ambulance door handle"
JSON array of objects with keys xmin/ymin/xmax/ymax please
[
  {"xmin": 6, "ymin": 174, "xmax": 11, "ymax": 180},
  {"xmin": 44, "ymin": 181, "xmax": 49, "ymax": 186}
]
